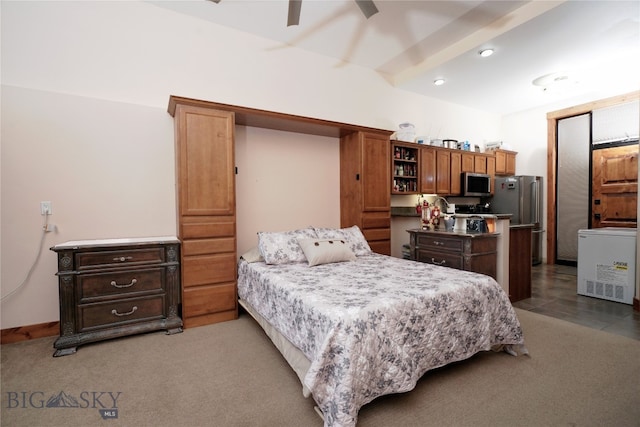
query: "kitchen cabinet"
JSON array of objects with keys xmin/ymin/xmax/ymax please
[
  {"xmin": 420, "ymin": 146, "xmax": 437, "ymax": 194},
  {"xmin": 391, "ymin": 141, "xmax": 419, "ymax": 194},
  {"xmin": 450, "ymin": 151, "xmax": 462, "ymax": 195},
  {"xmin": 487, "ymin": 155, "xmax": 496, "ymax": 194},
  {"xmin": 420, "ymin": 146, "xmax": 451, "ymax": 195},
  {"xmin": 461, "ymin": 152, "xmax": 475, "ymax": 172},
  {"xmin": 408, "ymin": 229, "xmax": 498, "ymax": 279},
  {"xmin": 436, "ymin": 149, "xmax": 451, "ymax": 194},
  {"xmin": 341, "ymin": 131, "xmax": 393, "ymax": 255},
  {"xmin": 462, "ymin": 152, "xmax": 490, "ymax": 173},
  {"xmin": 474, "ymin": 154, "xmax": 488, "ymax": 173},
  {"xmin": 50, "ymin": 238, "xmax": 183, "ymax": 356},
  {"xmin": 492, "ymin": 149, "xmax": 517, "ymax": 176}
]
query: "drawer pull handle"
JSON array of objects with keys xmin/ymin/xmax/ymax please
[
  {"xmin": 431, "ymin": 258, "xmax": 446, "ymax": 266},
  {"xmin": 111, "ymin": 306, "xmax": 138, "ymax": 317},
  {"xmin": 433, "ymin": 241, "xmax": 444, "ymax": 246},
  {"xmin": 113, "ymin": 256, "xmax": 133, "ymax": 262},
  {"xmin": 110, "ymin": 278, "xmax": 137, "ymax": 288}
]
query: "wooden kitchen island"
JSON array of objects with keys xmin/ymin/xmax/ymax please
[
  {"xmin": 407, "ymin": 229, "xmax": 498, "ymax": 279},
  {"xmin": 407, "ymin": 224, "xmax": 533, "ymax": 303}
]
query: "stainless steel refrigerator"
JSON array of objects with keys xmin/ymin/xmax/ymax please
[{"xmin": 492, "ymin": 176, "xmax": 544, "ymax": 265}]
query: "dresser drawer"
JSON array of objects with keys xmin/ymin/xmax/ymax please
[
  {"xmin": 76, "ymin": 248, "xmax": 165, "ymax": 270},
  {"xmin": 78, "ymin": 295, "xmax": 165, "ymax": 332},
  {"xmin": 414, "ymin": 234, "xmax": 463, "ymax": 252},
  {"xmin": 415, "ymin": 249, "xmax": 463, "ymax": 270},
  {"xmin": 78, "ymin": 268, "xmax": 164, "ymax": 301}
]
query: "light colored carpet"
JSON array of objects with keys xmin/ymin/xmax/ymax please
[{"xmin": 1, "ymin": 309, "xmax": 639, "ymax": 427}]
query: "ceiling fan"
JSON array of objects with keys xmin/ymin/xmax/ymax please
[{"xmin": 207, "ymin": 0, "xmax": 379, "ymax": 26}]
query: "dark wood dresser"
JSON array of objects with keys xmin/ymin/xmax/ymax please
[
  {"xmin": 50, "ymin": 237, "xmax": 183, "ymax": 357},
  {"xmin": 408, "ymin": 229, "xmax": 498, "ymax": 279}
]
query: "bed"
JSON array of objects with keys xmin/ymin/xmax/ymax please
[{"xmin": 237, "ymin": 226, "xmax": 527, "ymax": 427}]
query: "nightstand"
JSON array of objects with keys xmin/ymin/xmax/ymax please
[{"xmin": 50, "ymin": 237, "xmax": 183, "ymax": 356}]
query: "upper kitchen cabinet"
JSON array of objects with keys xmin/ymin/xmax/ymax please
[
  {"xmin": 491, "ymin": 149, "xmax": 517, "ymax": 176},
  {"xmin": 419, "ymin": 146, "xmax": 436, "ymax": 194},
  {"xmin": 450, "ymin": 151, "xmax": 462, "ymax": 195},
  {"xmin": 419, "ymin": 146, "xmax": 451, "ymax": 195},
  {"xmin": 462, "ymin": 152, "xmax": 491, "ymax": 174},
  {"xmin": 435, "ymin": 149, "xmax": 451, "ymax": 194},
  {"xmin": 341, "ymin": 131, "xmax": 393, "ymax": 255}
]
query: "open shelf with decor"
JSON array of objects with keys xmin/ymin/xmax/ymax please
[{"xmin": 392, "ymin": 140, "xmax": 419, "ymax": 194}]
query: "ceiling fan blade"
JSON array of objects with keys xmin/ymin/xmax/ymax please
[
  {"xmin": 355, "ymin": 0, "xmax": 378, "ymax": 19},
  {"xmin": 207, "ymin": 0, "xmax": 221, "ymax": 3},
  {"xmin": 287, "ymin": 0, "xmax": 302, "ymax": 26}
]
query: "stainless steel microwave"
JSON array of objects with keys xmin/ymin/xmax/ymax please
[{"xmin": 462, "ymin": 172, "xmax": 491, "ymax": 196}]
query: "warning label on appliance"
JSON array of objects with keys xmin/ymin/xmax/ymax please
[{"xmin": 596, "ymin": 262, "xmax": 628, "ymax": 286}]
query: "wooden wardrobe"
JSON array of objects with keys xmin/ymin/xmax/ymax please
[{"xmin": 168, "ymin": 96, "xmax": 392, "ymax": 328}]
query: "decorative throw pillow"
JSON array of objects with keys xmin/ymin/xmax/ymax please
[
  {"xmin": 240, "ymin": 247, "xmax": 264, "ymax": 263},
  {"xmin": 313, "ymin": 225, "xmax": 373, "ymax": 256},
  {"xmin": 297, "ymin": 238, "xmax": 357, "ymax": 266},
  {"xmin": 257, "ymin": 227, "xmax": 318, "ymax": 265}
]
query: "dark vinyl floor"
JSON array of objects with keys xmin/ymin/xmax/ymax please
[{"xmin": 512, "ymin": 263, "xmax": 640, "ymax": 341}]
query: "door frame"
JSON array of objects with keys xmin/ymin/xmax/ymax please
[{"xmin": 546, "ymin": 90, "xmax": 639, "ymax": 266}]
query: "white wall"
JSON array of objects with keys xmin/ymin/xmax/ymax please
[
  {"xmin": 1, "ymin": 1, "xmax": 501, "ymax": 329},
  {"xmin": 235, "ymin": 126, "xmax": 341, "ymax": 256}
]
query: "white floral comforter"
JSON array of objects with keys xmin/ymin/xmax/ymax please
[{"xmin": 237, "ymin": 254, "xmax": 527, "ymax": 427}]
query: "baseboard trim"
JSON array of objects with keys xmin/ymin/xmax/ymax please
[
  {"xmin": 634, "ymin": 297, "xmax": 639, "ymax": 312},
  {"xmin": 1, "ymin": 321, "xmax": 59, "ymax": 345}
]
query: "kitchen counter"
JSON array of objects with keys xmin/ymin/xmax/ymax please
[
  {"xmin": 509, "ymin": 223, "xmax": 535, "ymax": 229},
  {"xmin": 407, "ymin": 228, "xmax": 499, "ymax": 237},
  {"xmin": 453, "ymin": 213, "xmax": 512, "ymax": 220},
  {"xmin": 390, "ymin": 207, "xmax": 512, "ymax": 221}
]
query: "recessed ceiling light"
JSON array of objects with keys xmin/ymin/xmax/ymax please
[
  {"xmin": 434, "ymin": 79, "xmax": 445, "ymax": 86},
  {"xmin": 479, "ymin": 49, "xmax": 494, "ymax": 58}
]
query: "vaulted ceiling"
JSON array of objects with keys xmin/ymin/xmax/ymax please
[{"xmin": 152, "ymin": 0, "xmax": 640, "ymax": 115}]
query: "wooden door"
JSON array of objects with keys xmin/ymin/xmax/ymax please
[{"xmin": 592, "ymin": 144, "xmax": 638, "ymax": 228}]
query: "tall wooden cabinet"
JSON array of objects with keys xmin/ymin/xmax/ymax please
[
  {"xmin": 341, "ymin": 131, "xmax": 393, "ymax": 255},
  {"xmin": 171, "ymin": 103, "xmax": 238, "ymax": 329}
]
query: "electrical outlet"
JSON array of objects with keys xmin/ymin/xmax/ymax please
[{"xmin": 40, "ymin": 201, "xmax": 52, "ymax": 215}]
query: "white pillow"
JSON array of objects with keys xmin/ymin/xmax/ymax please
[
  {"xmin": 298, "ymin": 238, "xmax": 356, "ymax": 266},
  {"xmin": 257, "ymin": 227, "xmax": 318, "ymax": 265},
  {"xmin": 240, "ymin": 247, "xmax": 264, "ymax": 263},
  {"xmin": 313, "ymin": 225, "xmax": 372, "ymax": 256}
]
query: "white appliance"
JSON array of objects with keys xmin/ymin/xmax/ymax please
[{"xmin": 577, "ymin": 228, "xmax": 637, "ymax": 304}]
